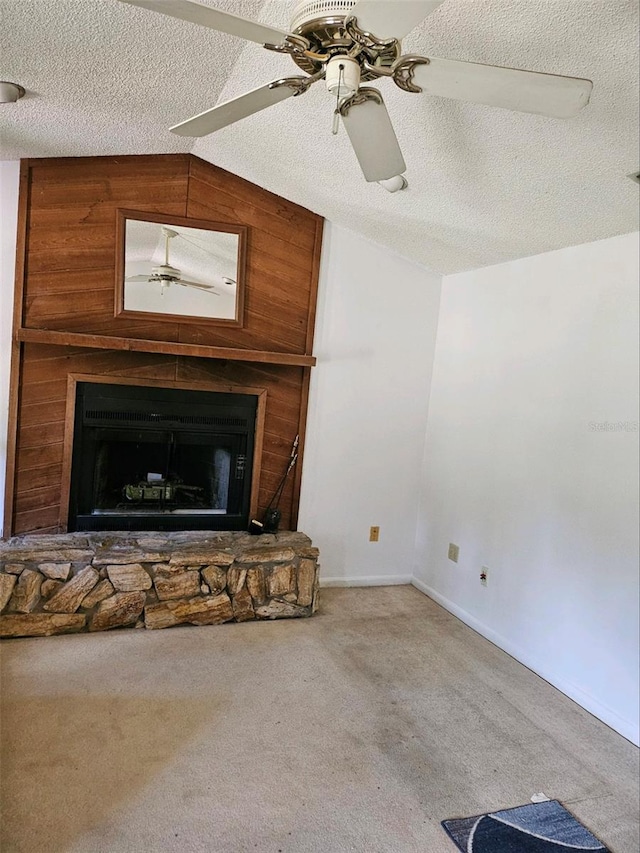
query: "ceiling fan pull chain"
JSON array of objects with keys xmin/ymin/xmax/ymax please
[{"xmin": 332, "ymin": 64, "xmax": 346, "ymax": 135}]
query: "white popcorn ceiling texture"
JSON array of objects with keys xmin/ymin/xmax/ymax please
[{"xmin": 0, "ymin": 0, "xmax": 638, "ymax": 273}]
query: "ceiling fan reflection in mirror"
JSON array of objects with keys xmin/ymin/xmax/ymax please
[
  {"xmin": 126, "ymin": 226, "xmax": 222, "ymax": 296},
  {"xmin": 119, "ymin": 0, "xmax": 593, "ymax": 186}
]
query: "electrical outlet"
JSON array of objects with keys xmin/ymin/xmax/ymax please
[
  {"xmin": 369, "ymin": 526, "xmax": 380, "ymax": 542},
  {"xmin": 480, "ymin": 567, "xmax": 489, "ymax": 586},
  {"xmin": 448, "ymin": 543, "xmax": 459, "ymax": 563}
]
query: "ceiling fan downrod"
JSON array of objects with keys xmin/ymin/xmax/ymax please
[{"xmin": 150, "ymin": 227, "xmax": 181, "ymax": 284}]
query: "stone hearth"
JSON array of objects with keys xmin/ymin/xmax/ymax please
[{"xmin": 0, "ymin": 531, "xmax": 319, "ymax": 638}]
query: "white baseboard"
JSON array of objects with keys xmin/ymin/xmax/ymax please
[
  {"xmin": 411, "ymin": 577, "xmax": 640, "ymax": 747},
  {"xmin": 320, "ymin": 574, "xmax": 413, "ymax": 588}
]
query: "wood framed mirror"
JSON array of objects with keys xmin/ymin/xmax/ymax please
[{"xmin": 115, "ymin": 209, "xmax": 247, "ymax": 327}]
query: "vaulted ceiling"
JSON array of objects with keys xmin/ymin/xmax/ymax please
[{"xmin": 1, "ymin": 0, "xmax": 638, "ymax": 272}]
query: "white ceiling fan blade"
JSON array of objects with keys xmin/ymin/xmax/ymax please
[
  {"xmin": 176, "ymin": 280, "xmax": 220, "ymax": 294},
  {"xmin": 118, "ymin": 0, "xmax": 290, "ymax": 47},
  {"xmin": 340, "ymin": 90, "xmax": 406, "ymax": 182},
  {"xmin": 348, "ymin": 1, "xmax": 446, "ymax": 40},
  {"xmin": 410, "ymin": 57, "xmax": 593, "ymax": 118},
  {"xmin": 171, "ymin": 81, "xmax": 300, "ymax": 136},
  {"xmin": 126, "ymin": 274, "xmax": 154, "ymax": 281}
]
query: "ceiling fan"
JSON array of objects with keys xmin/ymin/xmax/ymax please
[
  {"xmin": 120, "ymin": 0, "xmax": 593, "ymax": 186},
  {"xmin": 126, "ymin": 226, "xmax": 221, "ymax": 295}
]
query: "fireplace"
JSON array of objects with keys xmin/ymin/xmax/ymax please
[
  {"xmin": 67, "ymin": 382, "xmax": 258, "ymax": 532},
  {"xmin": 4, "ymin": 155, "xmax": 321, "ymax": 537}
]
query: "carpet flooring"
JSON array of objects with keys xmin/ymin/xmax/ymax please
[{"xmin": 1, "ymin": 586, "xmax": 638, "ymax": 853}]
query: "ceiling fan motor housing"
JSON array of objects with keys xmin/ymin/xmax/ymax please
[
  {"xmin": 289, "ymin": 0, "xmax": 400, "ymax": 78},
  {"xmin": 290, "ymin": 0, "xmax": 356, "ymax": 32},
  {"xmin": 152, "ymin": 264, "xmax": 181, "ymax": 281}
]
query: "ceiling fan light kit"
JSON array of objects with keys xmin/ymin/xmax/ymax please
[
  {"xmin": 325, "ymin": 56, "xmax": 360, "ymax": 97},
  {"xmin": 120, "ymin": 0, "xmax": 593, "ymax": 185}
]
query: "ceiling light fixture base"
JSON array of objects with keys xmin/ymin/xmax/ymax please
[{"xmin": 0, "ymin": 82, "xmax": 25, "ymax": 104}]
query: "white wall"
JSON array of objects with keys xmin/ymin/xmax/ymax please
[
  {"xmin": 298, "ymin": 223, "xmax": 442, "ymax": 585},
  {"xmin": 414, "ymin": 233, "xmax": 640, "ymax": 744},
  {"xmin": 0, "ymin": 161, "xmax": 20, "ymax": 538}
]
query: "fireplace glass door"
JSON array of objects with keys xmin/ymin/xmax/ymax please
[{"xmin": 68, "ymin": 383, "xmax": 257, "ymax": 531}]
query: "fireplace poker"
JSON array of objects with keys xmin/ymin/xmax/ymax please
[{"xmin": 248, "ymin": 434, "xmax": 299, "ymax": 535}]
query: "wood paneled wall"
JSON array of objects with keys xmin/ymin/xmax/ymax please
[{"xmin": 5, "ymin": 155, "xmax": 323, "ymax": 536}]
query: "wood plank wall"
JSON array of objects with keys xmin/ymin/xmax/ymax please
[{"xmin": 6, "ymin": 155, "xmax": 323, "ymax": 536}]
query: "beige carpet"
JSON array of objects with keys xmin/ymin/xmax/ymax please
[{"xmin": 1, "ymin": 586, "xmax": 638, "ymax": 853}]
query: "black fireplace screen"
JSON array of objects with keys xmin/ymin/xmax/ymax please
[{"xmin": 68, "ymin": 383, "xmax": 257, "ymax": 531}]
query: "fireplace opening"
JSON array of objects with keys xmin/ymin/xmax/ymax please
[{"xmin": 68, "ymin": 383, "xmax": 258, "ymax": 532}]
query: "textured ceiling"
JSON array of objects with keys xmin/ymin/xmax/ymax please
[{"xmin": 1, "ymin": 0, "xmax": 638, "ymax": 273}]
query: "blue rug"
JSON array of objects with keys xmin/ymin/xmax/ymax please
[{"xmin": 442, "ymin": 800, "xmax": 610, "ymax": 851}]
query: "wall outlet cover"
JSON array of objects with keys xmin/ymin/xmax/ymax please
[
  {"xmin": 448, "ymin": 543, "xmax": 459, "ymax": 562},
  {"xmin": 369, "ymin": 526, "xmax": 380, "ymax": 542}
]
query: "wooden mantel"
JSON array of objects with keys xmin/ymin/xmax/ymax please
[
  {"xmin": 16, "ymin": 328, "xmax": 317, "ymax": 368},
  {"xmin": 4, "ymin": 154, "xmax": 324, "ymax": 537}
]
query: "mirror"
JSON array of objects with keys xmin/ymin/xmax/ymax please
[{"xmin": 115, "ymin": 210, "xmax": 247, "ymax": 326}]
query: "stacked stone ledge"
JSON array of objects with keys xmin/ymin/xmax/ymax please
[{"xmin": 0, "ymin": 532, "xmax": 320, "ymax": 639}]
